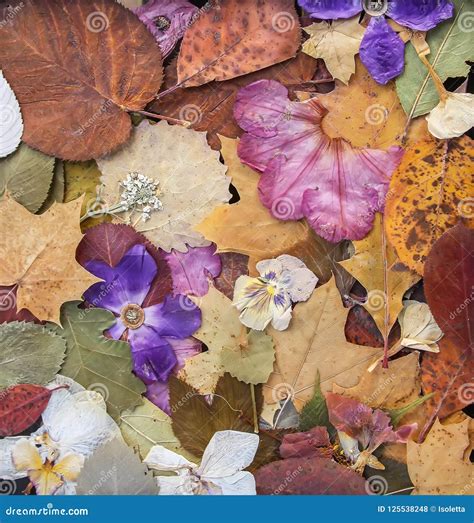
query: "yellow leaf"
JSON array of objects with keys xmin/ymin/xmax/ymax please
[
  {"xmin": 267, "ymin": 277, "xmax": 382, "ymax": 410},
  {"xmin": 0, "ymin": 196, "xmax": 99, "ymax": 323},
  {"xmin": 385, "ymin": 137, "xmax": 474, "ymax": 275},
  {"xmin": 303, "ymin": 17, "xmax": 364, "ymax": 85},
  {"xmin": 339, "ymin": 213, "xmax": 419, "ymax": 340}
]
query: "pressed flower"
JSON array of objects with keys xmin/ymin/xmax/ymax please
[
  {"xmin": 144, "ymin": 430, "xmax": 259, "ymax": 495},
  {"xmin": 234, "ymin": 80, "xmax": 403, "ymax": 243},
  {"xmin": 232, "ymin": 254, "xmax": 318, "ymax": 331},
  {"xmin": 133, "ymin": 0, "xmax": 198, "ymax": 58},
  {"xmin": 84, "ymin": 243, "xmax": 201, "ymax": 410},
  {"xmin": 326, "ymin": 392, "xmax": 417, "ymax": 472},
  {"xmin": 298, "ymin": 0, "xmax": 454, "ymax": 84},
  {"xmin": 426, "ymin": 92, "xmax": 474, "ymax": 139}
]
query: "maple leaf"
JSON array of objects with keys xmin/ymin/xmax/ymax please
[
  {"xmin": 385, "ymin": 137, "xmax": 474, "ymax": 275},
  {"xmin": 266, "ymin": 277, "xmax": 382, "ymax": 410},
  {"xmin": 97, "ymin": 121, "xmax": 231, "ymax": 253},
  {"xmin": 303, "ymin": 17, "xmax": 364, "ymax": 85},
  {"xmin": 196, "ymin": 137, "xmax": 346, "ymax": 283},
  {"xmin": 407, "ymin": 418, "xmax": 474, "ymax": 494},
  {"xmin": 0, "ymin": 0, "xmax": 162, "ymax": 160},
  {"xmin": 0, "ymin": 196, "xmax": 99, "ymax": 323},
  {"xmin": 176, "ymin": 0, "xmax": 300, "ymax": 87}
]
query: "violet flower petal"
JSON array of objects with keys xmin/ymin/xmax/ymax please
[
  {"xmin": 146, "ymin": 380, "xmax": 171, "ymax": 414},
  {"xmin": 84, "ymin": 244, "xmax": 157, "ymax": 312},
  {"xmin": 143, "ymin": 295, "xmax": 201, "ymax": 339},
  {"xmin": 297, "ymin": 0, "xmax": 362, "ymax": 19},
  {"xmin": 165, "ymin": 245, "xmax": 222, "ymax": 297},
  {"xmin": 359, "ymin": 16, "xmax": 405, "ymax": 85},
  {"xmin": 107, "ymin": 317, "xmax": 127, "ymax": 340},
  {"xmin": 388, "ymin": 0, "xmax": 454, "ymax": 31},
  {"xmin": 234, "ymin": 80, "xmax": 403, "ymax": 242},
  {"xmin": 167, "ymin": 337, "xmax": 202, "ymax": 370},
  {"xmin": 128, "ymin": 327, "xmax": 178, "ymax": 384},
  {"xmin": 133, "ymin": 0, "xmax": 198, "ymax": 58}
]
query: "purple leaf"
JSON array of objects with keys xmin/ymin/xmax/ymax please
[
  {"xmin": 234, "ymin": 79, "xmax": 403, "ymax": 243},
  {"xmin": 165, "ymin": 244, "xmax": 222, "ymax": 297},
  {"xmin": 359, "ymin": 16, "xmax": 405, "ymax": 85},
  {"xmin": 297, "ymin": 0, "xmax": 362, "ymax": 19},
  {"xmin": 280, "ymin": 427, "xmax": 332, "ymax": 459},
  {"xmin": 133, "ymin": 0, "xmax": 198, "ymax": 58}
]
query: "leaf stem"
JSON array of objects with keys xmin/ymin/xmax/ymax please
[
  {"xmin": 250, "ymin": 384, "xmax": 259, "ymax": 434},
  {"xmin": 133, "ymin": 110, "xmax": 191, "ymax": 127}
]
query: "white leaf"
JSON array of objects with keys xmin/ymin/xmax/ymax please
[{"xmin": 0, "ymin": 71, "xmax": 23, "ymax": 158}]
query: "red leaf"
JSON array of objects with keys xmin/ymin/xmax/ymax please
[
  {"xmin": 255, "ymin": 457, "xmax": 367, "ymax": 495},
  {"xmin": 0, "ymin": 384, "xmax": 63, "ymax": 436},
  {"xmin": 0, "ymin": 286, "xmax": 39, "ymax": 324},
  {"xmin": 214, "ymin": 252, "xmax": 249, "ymax": 299},
  {"xmin": 76, "ymin": 223, "xmax": 172, "ymax": 307},
  {"xmin": 279, "ymin": 427, "xmax": 332, "ymax": 459}
]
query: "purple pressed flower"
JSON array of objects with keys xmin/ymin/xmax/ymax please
[
  {"xmin": 84, "ymin": 243, "xmax": 201, "ymax": 386},
  {"xmin": 133, "ymin": 0, "xmax": 198, "ymax": 58},
  {"xmin": 298, "ymin": 0, "xmax": 454, "ymax": 84}
]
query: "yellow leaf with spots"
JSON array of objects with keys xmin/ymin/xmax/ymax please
[
  {"xmin": 339, "ymin": 214, "xmax": 419, "ymax": 342},
  {"xmin": 385, "ymin": 137, "xmax": 474, "ymax": 275},
  {"xmin": 0, "ymin": 196, "xmax": 100, "ymax": 323}
]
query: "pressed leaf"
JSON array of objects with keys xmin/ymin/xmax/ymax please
[
  {"xmin": 345, "ymin": 305, "xmax": 400, "ymax": 349},
  {"xmin": 57, "ymin": 301, "xmax": 145, "ymax": 421},
  {"xmin": 396, "ymin": 0, "xmax": 474, "ymax": 119},
  {"xmin": 298, "ymin": 371, "xmax": 332, "ymax": 433},
  {"xmin": 196, "ymin": 137, "xmax": 347, "ymax": 283},
  {"xmin": 0, "ymin": 143, "xmax": 54, "ymax": 212},
  {"xmin": 0, "ymin": 0, "xmax": 163, "ymax": 160},
  {"xmin": 177, "ymin": 0, "xmax": 300, "ymax": 87},
  {"xmin": 39, "ymin": 160, "xmax": 65, "ymax": 212},
  {"xmin": 214, "ymin": 252, "xmax": 249, "ymax": 300},
  {"xmin": 76, "ymin": 437, "xmax": 158, "ymax": 495},
  {"xmin": 0, "ymin": 196, "xmax": 99, "ymax": 323},
  {"xmin": 385, "ymin": 137, "xmax": 474, "ymax": 275},
  {"xmin": 0, "ymin": 322, "xmax": 66, "ymax": 388}
]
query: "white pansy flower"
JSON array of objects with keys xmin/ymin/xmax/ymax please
[
  {"xmin": 232, "ymin": 254, "xmax": 318, "ymax": 331},
  {"xmin": 426, "ymin": 92, "xmax": 474, "ymax": 139},
  {"xmin": 144, "ymin": 430, "xmax": 259, "ymax": 495}
]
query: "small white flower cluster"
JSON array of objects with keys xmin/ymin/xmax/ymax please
[{"xmin": 120, "ymin": 171, "xmax": 163, "ymax": 222}]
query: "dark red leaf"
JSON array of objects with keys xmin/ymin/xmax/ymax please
[
  {"xmin": 214, "ymin": 252, "xmax": 249, "ymax": 300},
  {"xmin": 279, "ymin": 427, "xmax": 332, "ymax": 459},
  {"xmin": 0, "ymin": 286, "xmax": 39, "ymax": 324}
]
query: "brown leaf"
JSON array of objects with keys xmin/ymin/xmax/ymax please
[
  {"xmin": 345, "ymin": 305, "xmax": 400, "ymax": 348},
  {"xmin": 214, "ymin": 252, "xmax": 249, "ymax": 299},
  {"xmin": 151, "ymin": 53, "xmax": 327, "ymax": 149},
  {"xmin": 0, "ymin": 197, "xmax": 99, "ymax": 324},
  {"xmin": 0, "ymin": 0, "xmax": 163, "ymax": 160},
  {"xmin": 177, "ymin": 0, "xmax": 301, "ymax": 87}
]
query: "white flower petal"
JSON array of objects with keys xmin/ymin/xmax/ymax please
[
  {"xmin": 156, "ymin": 475, "xmax": 195, "ymax": 495},
  {"xmin": 399, "ymin": 301, "xmax": 443, "ymax": 351},
  {"xmin": 144, "ymin": 445, "xmax": 195, "ymax": 472},
  {"xmin": 205, "ymin": 471, "xmax": 256, "ymax": 495},
  {"xmin": 276, "ymin": 254, "xmax": 307, "ymax": 271},
  {"xmin": 270, "ymin": 304, "xmax": 292, "ymax": 331},
  {"xmin": 285, "ymin": 267, "xmax": 318, "ymax": 303},
  {"xmin": 426, "ymin": 92, "xmax": 474, "ymax": 139},
  {"xmin": 255, "ymin": 258, "xmax": 283, "ymax": 279}
]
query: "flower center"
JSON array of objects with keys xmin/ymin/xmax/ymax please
[
  {"xmin": 154, "ymin": 15, "xmax": 171, "ymax": 31},
  {"xmin": 121, "ymin": 303, "xmax": 145, "ymax": 329},
  {"xmin": 120, "ymin": 171, "xmax": 164, "ymax": 223},
  {"xmin": 362, "ymin": 0, "xmax": 388, "ymax": 17}
]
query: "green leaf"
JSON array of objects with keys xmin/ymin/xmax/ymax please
[
  {"xmin": 55, "ymin": 301, "xmax": 145, "ymax": 420},
  {"xmin": 396, "ymin": 0, "xmax": 474, "ymax": 118},
  {"xmin": 298, "ymin": 370, "xmax": 333, "ymax": 434},
  {"xmin": 120, "ymin": 398, "xmax": 196, "ymax": 462},
  {"xmin": 0, "ymin": 321, "xmax": 66, "ymax": 387},
  {"xmin": 39, "ymin": 160, "xmax": 65, "ymax": 212},
  {"xmin": 387, "ymin": 393, "xmax": 435, "ymax": 427},
  {"xmin": 76, "ymin": 436, "xmax": 158, "ymax": 495},
  {"xmin": 0, "ymin": 143, "xmax": 55, "ymax": 212}
]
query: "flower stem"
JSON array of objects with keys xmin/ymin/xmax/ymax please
[
  {"xmin": 79, "ymin": 203, "xmax": 127, "ymax": 223},
  {"xmin": 250, "ymin": 384, "xmax": 259, "ymax": 434}
]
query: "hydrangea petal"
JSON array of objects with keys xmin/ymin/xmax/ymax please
[
  {"xmin": 165, "ymin": 244, "xmax": 222, "ymax": 297},
  {"xmin": 388, "ymin": 0, "xmax": 454, "ymax": 31},
  {"xmin": 133, "ymin": 0, "xmax": 198, "ymax": 58},
  {"xmin": 234, "ymin": 80, "xmax": 403, "ymax": 242},
  {"xmin": 359, "ymin": 16, "xmax": 405, "ymax": 85},
  {"xmin": 297, "ymin": 0, "xmax": 362, "ymax": 19}
]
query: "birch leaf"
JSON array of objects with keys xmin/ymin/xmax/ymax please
[
  {"xmin": 0, "ymin": 70, "xmax": 22, "ymax": 158},
  {"xmin": 0, "ymin": 196, "xmax": 99, "ymax": 323},
  {"xmin": 0, "ymin": 143, "xmax": 54, "ymax": 212},
  {"xmin": 303, "ymin": 18, "xmax": 364, "ymax": 85},
  {"xmin": 98, "ymin": 121, "xmax": 231, "ymax": 252},
  {"xmin": 57, "ymin": 301, "xmax": 145, "ymax": 421},
  {"xmin": 268, "ymin": 277, "xmax": 382, "ymax": 410},
  {"xmin": 339, "ymin": 214, "xmax": 419, "ymax": 342},
  {"xmin": 396, "ymin": 0, "xmax": 474, "ymax": 118},
  {"xmin": 0, "ymin": 321, "xmax": 66, "ymax": 388}
]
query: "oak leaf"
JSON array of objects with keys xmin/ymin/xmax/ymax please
[
  {"xmin": 0, "ymin": 0, "xmax": 163, "ymax": 160},
  {"xmin": 302, "ymin": 17, "xmax": 364, "ymax": 85},
  {"xmin": 177, "ymin": 0, "xmax": 300, "ymax": 87},
  {"xmin": 0, "ymin": 196, "xmax": 99, "ymax": 323},
  {"xmin": 385, "ymin": 137, "xmax": 474, "ymax": 274}
]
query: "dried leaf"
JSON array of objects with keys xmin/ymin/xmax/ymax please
[
  {"xmin": 177, "ymin": 0, "xmax": 300, "ymax": 87},
  {"xmin": 0, "ymin": 143, "xmax": 54, "ymax": 212},
  {"xmin": 214, "ymin": 252, "xmax": 249, "ymax": 299},
  {"xmin": 0, "ymin": 70, "xmax": 22, "ymax": 158},
  {"xmin": 0, "ymin": 322, "xmax": 66, "ymax": 388},
  {"xmin": 302, "ymin": 17, "xmax": 364, "ymax": 85},
  {"xmin": 385, "ymin": 137, "xmax": 474, "ymax": 275},
  {"xmin": 0, "ymin": 0, "xmax": 162, "ymax": 160},
  {"xmin": 56, "ymin": 301, "xmax": 145, "ymax": 421},
  {"xmin": 298, "ymin": 371, "xmax": 332, "ymax": 433},
  {"xmin": 0, "ymin": 196, "xmax": 99, "ymax": 323}
]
